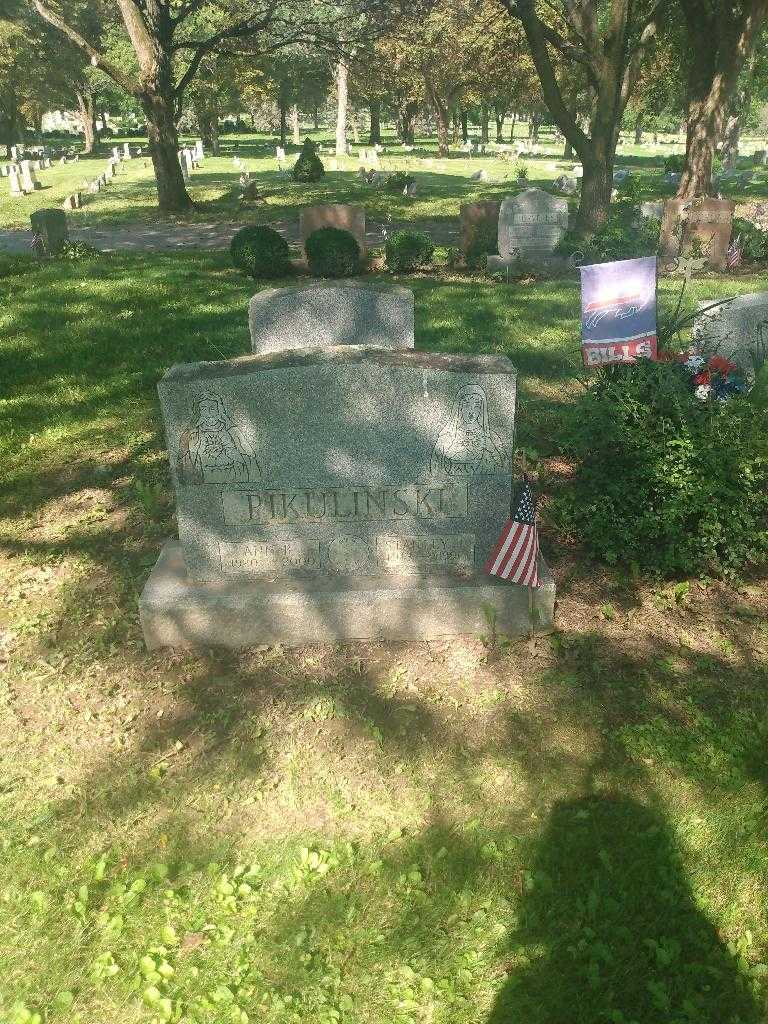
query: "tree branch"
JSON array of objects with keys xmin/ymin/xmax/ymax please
[{"xmin": 28, "ymin": 0, "xmax": 138, "ymax": 94}]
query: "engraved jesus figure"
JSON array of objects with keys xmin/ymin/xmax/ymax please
[
  {"xmin": 178, "ymin": 393, "xmax": 260, "ymax": 484},
  {"xmin": 430, "ymin": 384, "xmax": 506, "ymax": 477}
]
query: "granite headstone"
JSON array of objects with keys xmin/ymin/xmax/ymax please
[
  {"xmin": 141, "ymin": 347, "xmax": 554, "ymax": 646},
  {"xmin": 249, "ymin": 281, "xmax": 414, "ymax": 355},
  {"xmin": 300, "ymin": 203, "xmax": 366, "ymax": 258},
  {"xmin": 487, "ymin": 188, "xmax": 569, "ymax": 270},
  {"xmin": 694, "ymin": 291, "xmax": 768, "ymax": 374},
  {"xmin": 660, "ymin": 197, "xmax": 735, "ymax": 270},
  {"xmin": 30, "ymin": 208, "xmax": 69, "ymax": 254},
  {"xmin": 459, "ymin": 201, "xmax": 500, "ymax": 257}
]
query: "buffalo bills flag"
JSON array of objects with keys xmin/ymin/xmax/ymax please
[{"xmin": 484, "ymin": 479, "xmax": 539, "ymax": 587}]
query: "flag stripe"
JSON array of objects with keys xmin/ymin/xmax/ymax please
[
  {"xmin": 515, "ymin": 532, "xmax": 539, "ymax": 586},
  {"xmin": 502, "ymin": 526, "xmax": 535, "ymax": 580},
  {"xmin": 492, "ymin": 524, "xmax": 527, "ymax": 576},
  {"xmin": 499, "ymin": 528, "xmax": 532, "ymax": 580},
  {"xmin": 484, "ymin": 521, "xmax": 517, "ymax": 575}
]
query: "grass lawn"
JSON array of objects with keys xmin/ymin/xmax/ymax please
[
  {"xmin": 1, "ymin": 254, "xmax": 768, "ymax": 1024},
  {"xmin": 3, "ymin": 128, "xmax": 768, "ymax": 231}
]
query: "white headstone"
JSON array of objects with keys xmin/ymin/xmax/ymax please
[
  {"xmin": 19, "ymin": 160, "xmax": 39, "ymax": 192},
  {"xmin": 123, "ymin": 142, "xmax": 132, "ymax": 159},
  {"xmin": 9, "ymin": 167, "xmax": 24, "ymax": 195}
]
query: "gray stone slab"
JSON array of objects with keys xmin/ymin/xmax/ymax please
[
  {"xmin": 496, "ymin": 188, "xmax": 569, "ymax": 263},
  {"xmin": 694, "ymin": 291, "xmax": 768, "ymax": 374},
  {"xmin": 140, "ymin": 539, "xmax": 554, "ymax": 648},
  {"xmin": 248, "ymin": 280, "xmax": 414, "ymax": 354},
  {"xmin": 157, "ymin": 347, "xmax": 517, "ymax": 585},
  {"xmin": 30, "ymin": 208, "xmax": 68, "ymax": 254}
]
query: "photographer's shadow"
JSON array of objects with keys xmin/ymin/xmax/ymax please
[{"xmin": 488, "ymin": 796, "xmax": 760, "ymax": 1024}]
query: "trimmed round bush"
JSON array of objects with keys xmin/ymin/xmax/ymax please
[
  {"xmin": 385, "ymin": 230, "xmax": 434, "ymax": 272},
  {"xmin": 292, "ymin": 138, "xmax": 325, "ymax": 183},
  {"xmin": 230, "ymin": 225, "xmax": 292, "ymax": 278},
  {"xmin": 304, "ymin": 227, "xmax": 360, "ymax": 278}
]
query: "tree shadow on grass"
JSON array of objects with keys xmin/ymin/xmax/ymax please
[{"xmin": 487, "ymin": 794, "xmax": 760, "ymax": 1024}]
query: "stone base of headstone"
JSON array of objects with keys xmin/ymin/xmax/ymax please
[{"xmin": 140, "ymin": 539, "xmax": 555, "ymax": 649}]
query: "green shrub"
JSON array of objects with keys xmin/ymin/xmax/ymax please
[
  {"xmin": 664, "ymin": 154, "xmax": 685, "ymax": 173},
  {"xmin": 292, "ymin": 138, "xmax": 324, "ymax": 183},
  {"xmin": 383, "ymin": 171, "xmax": 416, "ymax": 194},
  {"xmin": 230, "ymin": 225, "xmax": 292, "ymax": 278},
  {"xmin": 731, "ymin": 217, "xmax": 768, "ymax": 262},
  {"xmin": 551, "ymin": 360, "xmax": 768, "ymax": 576},
  {"xmin": 517, "ymin": 163, "xmax": 529, "ymax": 180},
  {"xmin": 555, "ymin": 205, "xmax": 660, "ymax": 263},
  {"xmin": 465, "ymin": 223, "xmax": 498, "ymax": 270},
  {"xmin": 432, "ymin": 245, "xmax": 457, "ymax": 268},
  {"xmin": 385, "ymin": 230, "xmax": 434, "ymax": 272},
  {"xmin": 305, "ymin": 227, "xmax": 360, "ymax": 278}
]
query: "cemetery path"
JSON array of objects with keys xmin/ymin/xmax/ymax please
[{"xmin": 0, "ymin": 218, "xmax": 458, "ymax": 255}]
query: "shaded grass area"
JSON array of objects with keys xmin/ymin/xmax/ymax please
[
  {"xmin": 1, "ymin": 254, "xmax": 768, "ymax": 1023},
  {"xmin": 3, "ymin": 128, "xmax": 768, "ymax": 231}
]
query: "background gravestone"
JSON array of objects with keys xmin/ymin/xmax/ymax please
[
  {"xmin": 300, "ymin": 203, "xmax": 366, "ymax": 257},
  {"xmin": 660, "ymin": 197, "xmax": 735, "ymax": 270},
  {"xmin": 459, "ymin": 201, "xmax": 500, "ymax": 258},
  {"xmin": 30, "ymin": 208, "xmax": 69, "ymax": 254},
  {"xmin": 487, "ymin": 189, "xmax": 569, "ymax": 271},
  {"xmin": 141, "ymin": 348, "xmax": 554, "ymax": 647},
  {"xmin": 694, "ymin": 291, "xmax": 768, "ymax": 374},
  {"xmin": 249, "ymin": 280, "xmax": 414, "ymax": 354}
]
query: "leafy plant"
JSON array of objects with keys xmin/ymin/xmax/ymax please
[
  {"xmin": 305, "ymin": 226, "xmax": 361, "ymax": 277},
  {"xmin": 731, "ymin": 217, "xmax": 768, "ymax": 262},
  {"xmin": 385, "ymin": 229, "xmax": 434, "ymax": 272},
  {"xmin": 230, "ymin": 225, "xmax": 292, "ymax": 278},
  {"xmin": 517, "ymin": 163, "xmax": 529, "ymax": 181},
  {"xmin": 551, "ymin": 359, "xmax": 768, "ymax": 576},
  {"xmin": 555, "ymin": 204, "xmax": 660, "ymax": 263},
  {"xmin": 291, "ymin": 138, "xmax": 325, "ymax": 183},
  {"xmin": 383, "ymin": 171, "xmax": 416, "ymax": 194},
  {"xmin": 465, "ymin": 223, "xmax": 498, "ymax": 270},
  {"xmin": 57, "ymin": 240, "xmax": 101, "ymax": 260}
]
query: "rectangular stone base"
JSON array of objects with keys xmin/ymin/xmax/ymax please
[
  {"xmin": 487, "ymin": 254, "xmax": 571, "ymax": 274},
  {"xmin": 140, "ymin": 540, "xmax": 555, "ymax": 649}
]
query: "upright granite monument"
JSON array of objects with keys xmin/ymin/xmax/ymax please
[
  {"xmin": 30, "ymin": 208, "xmax": 69, "ymax": 255},
  {"xmin": 249, "ymin": 281, "xmax": 414, "ymax": 354},
  {"xmin": 694, "ymin": 290, "xmax": 768, "ymax": 374},
  {"xmin": 487, "ymin": 188, "xmax": 569, "ymax": 271},
  {"xmin": 660, "ymin": 197, "xmax": 735, "ymax": 271},
  {"xmin": 140, "ymin": 347, "xmax": 554, "ymax": 647}
]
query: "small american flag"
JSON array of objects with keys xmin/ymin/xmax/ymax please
[
  {"xmin": 484, "ymin": 479, "xmax": 540, "ymax": 587},
  {"xmin": 726, "ymin": 235, "xmax": 743, "ymax": 270}
]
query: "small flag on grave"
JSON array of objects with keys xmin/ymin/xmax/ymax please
[
  {"xmin": 484, "ymin": 478, "xmax": 539, "ymax": 587},
  {"xmin": 726, "ymin": 234, "xmax": 743, "ymax": 270},
  {"xmin": 580, "ymin": 256, "xmax": 658, "ymax": 367}
]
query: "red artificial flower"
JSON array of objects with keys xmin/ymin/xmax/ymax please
[
  {"xmin": 708, "ymin": 354, "xmax": 737, "ymax": 374},
  {"xmin": 694, "ymin": 371, "xmax": 711, "ymax": 386}
]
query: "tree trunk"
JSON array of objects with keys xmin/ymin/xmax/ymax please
[
  {"xmin": 291, "ymin": 104, "xmax": 300, "ymax": 145},
  {"xmin": 493, "ymin": 103, "xmax": 506, "ymax": 142},
  {"xmin": 529, "ymin": 113, "xmax": 541, "ymax": 142},
  {"xmin": 721, "ymin": 112, "xmax": 740, "ymax": 169},
  {"xmin": 677, "ymin": 2, "xmax": 767, "ymax": 199},
  {"xmin": 509, "ymin": 110, "xmax": 517, "ymax": 142},
  {"xmin": 279, "ymin": 100, "xmax": 287, "ymax": 149},
  {"xmin": 369, "ymin": 99, "xmax": 381, "ymax": 144},
  {"xmin": 140, "ymin": 88, "xmax": 192, "ymax": 214},
  {"xmin": 460, "ymin": 108, "xmax": 468, "ymax": 143},
  {"xmin": 335, "ymin": 60, "xmax": 348, "ymax": 156},
  {"xmin": 399, "ymin": 101, "xmax": 418, "ymax": 143},
  {"xmin": 634, "ymin": 111, "xmax": 643, "ymax": 145},
  {"xmin": 578, "ymin": 150, "xmax": 614, "ymax": 234},
  {"xmin": 563, "ymin": 138, "xmax": 573, "ymax": 158},
  {"xmin": 351, "ymin": 112, "xmax": 360, "ymax": 144},
  {"xmin": 76, "ymin": 88, "xmax": 96, "ymax": 154},
  {"xmin": 195, "ymin": 101, "xmax": 219, "ymax": 154},
  {"xmin": 313, "ymin": 105, "xmax": 319, "ymax": 130},
  {"xmin": 480, "ymin": 104, "xmax": 489, "ymax": 144}
]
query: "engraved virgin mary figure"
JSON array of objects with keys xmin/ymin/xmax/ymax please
[
  {"xmin": 178, "ymin": 393, "xmax": 260, "ymax": 484},
  {"xmin": 430, "ymin": 384, "xmax": 506, "ymax": 477}
]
